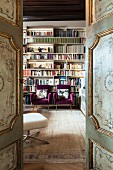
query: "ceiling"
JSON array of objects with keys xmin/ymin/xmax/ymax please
[{"xmin": 23, "ymin": 0, "xmax": 85, "ymax": 21}]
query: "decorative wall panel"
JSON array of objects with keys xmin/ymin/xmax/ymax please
[
  {"xmin": 90, "ymin": 0, "xmax": 113, "ymax": 24},
  {"xmin": 93, "ymin": 142, "xmax": 113, "ymax": 170},
  {"xmin": 0, "ymin": 34, "xmax": 20, "ymax": 134},
  {"xmin": 0, "ymin": 0, "xmax": 20, "ymax": 26},
  {"xmin": 0, "ymin": 142, "xmax": 18, "ymax": 170},
  {"xmin": 93, "ymin": 32, "xmax": 113, "ymax": 133}
]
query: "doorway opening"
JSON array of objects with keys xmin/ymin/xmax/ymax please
[{"xmin": 23, "ymin": 21, "xmax": 86, "ymax": 170}]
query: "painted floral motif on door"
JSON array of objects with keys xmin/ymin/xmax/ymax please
[
  {"xmin": 91, "ymin": 0, "xmax": 113, "ymax": 23},
  {"xmin": 93, "ymin": 142, "xmax": 113, "ymax": 170},
  {"xmin": 0, "ymin": 34, "xmax": 20, "ymax": 134},
  {"xmin": 93, "ymin": 32, "xmax": 113, "ymax": 132},
  {"xmin": 0, "ymin": 0, "xmax": 20, "ymax": 26},
  {"xmin": 0, "ymin": 142, "xmax": 18, "ymax": 170}
]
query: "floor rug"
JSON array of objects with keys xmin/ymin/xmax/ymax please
[{"xmin": 23, "ymin": 109, "xmax": 86, "ymax": 164}]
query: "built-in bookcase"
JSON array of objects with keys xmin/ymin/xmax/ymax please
[
  {"xmin": 23, "ymin": 26, "xmax": 86, "ymax": 106},
  {"xmin": 79, "ymin": 78, "xmax": 86, "ymax": 115}
]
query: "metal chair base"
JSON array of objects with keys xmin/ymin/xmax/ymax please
[{"xmin": 23, "ymin": 130, "xmax": 49, "ymax": 144}]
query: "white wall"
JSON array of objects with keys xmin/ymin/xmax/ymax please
[{"xmin": 23, "ymin": 21, "xmax": 86, "ymax": 29}]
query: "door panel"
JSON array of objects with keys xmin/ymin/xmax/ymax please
[
  {"xmin": 0, "ymin": 33, "xmax": 20, "ymax": 134},
  {"xmin": 91, "ymin": 30, "xmax": 113, "ymax": 133},
  {"xmin": 0, "ymin": 0, "xmax": 23, "ymax": 169},
  {"xmin": 0, "ymin": 0, "xmax": 20, "ymax": 26},
  {"xmin": 89, "ymin": 139, "xmax": 113, "ymax": 170},
  {"xmin": 0, "ymin": 141, "xmax": 21, "ymax": 170},
  {"xmin": 89, "ymin": 0, "xmax": 113, "ymax": 24},
  {"xmin": 86, "ymin": 0, "xmax": 113, "ymax": 169}
]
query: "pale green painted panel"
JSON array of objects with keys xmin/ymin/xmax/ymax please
[
  {"xmin": 93, "ymin": 143, "xmax": 113, "ymax": 170},
  {"xmin": 94, "ymin": 0, "xmax": 113, "ymax": 21},
  {"xmin": 93, "ymin": 33, "xmax": 113, "ymax": 132}
]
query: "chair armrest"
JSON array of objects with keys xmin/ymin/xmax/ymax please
[
  {"xmin": 70, "ymin": 93, "xmax": 74, "ymax": 105},
  {"xmin": 30, "ymin": 93, "xmax": 37, "ymax": 103},
  {"xmin": 48, "ymin": 93, "xmax": 51, "ymax": 103},
  {"xmin": 53, "ymin": 92, "xmax": 57, "ymax": 104}
]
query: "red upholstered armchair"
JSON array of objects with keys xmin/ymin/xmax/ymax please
[
  {"xmin": 53, "ymin": 85, "xmax": 74, "ymax": 110},
  {"xmin": 30, "ymin": 85, "xmax": 51, "ymax": 110}
]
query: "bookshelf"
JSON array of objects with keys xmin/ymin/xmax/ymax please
[
  {"xmin": 23, "ymin": 26, "xmax": 86, "ymax": 106},
  {"xmin": 79, "ymin": 78, "xmax": 86, "ymax": 115}
]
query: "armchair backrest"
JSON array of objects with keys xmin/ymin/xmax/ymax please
[
  {"xmin": 56, "ymin": 85, "xmax": 70, "ymax": 92},
  {"xmin": 37, "ymin": 85, "xmax": 50, "ymax": 90},
  {"xmin": 56, "ymin": 85, "xmax": 71, "ymax": 99},
  {"xmin": 36, "ymin": 85, "xmax": 50, "ymax": 99}
]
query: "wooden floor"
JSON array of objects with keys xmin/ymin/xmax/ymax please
[
  {"xmin": 24, "ymin": 108, "xmax": 86, "ymax": 170},
  {"xmin": 24, "ymin": 163, "xmax": 85, "ymax": 170}
]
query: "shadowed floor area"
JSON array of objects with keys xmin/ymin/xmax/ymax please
[{"xmin": 24, "ymin": 163, "xmax": 85, "ymax": 170}]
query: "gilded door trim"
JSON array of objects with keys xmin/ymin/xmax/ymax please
[
  {"xmin": 0, "ymin": 0, "xmax": 20, "ymax": 27},
  {"xmin": 88, "ymin": 28, "xmax": 113, "ymax": 138},
  {"xmin": 0, "ymin": 32, "xmax": 20, "ymax": 135}
]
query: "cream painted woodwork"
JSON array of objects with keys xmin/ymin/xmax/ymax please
[
  {"xmin": 86, "ymin": 0, "xmax": 113, "ymax": 169},
  {"xmin": 0, "ymin": 0, "xmax": 23, "ymax": 169}
]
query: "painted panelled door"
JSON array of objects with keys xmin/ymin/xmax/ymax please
[
  {"xmin": 86, "ymin": 0, "xmax": 113, "ymax": 169},
  {"xmin": 0, "ymin": 1, "xmax": 23, "ymax": 169}
]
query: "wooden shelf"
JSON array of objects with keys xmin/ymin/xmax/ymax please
[
  {"xmin": 23, "ymin": 52, "xmax": 85, "ymax": 55},
  {"xmin": 23, "ymin": 76, "xmax": 54, "ymax": 78},
  {"xmin": 28, "ymin": 59, "xmax": 53, "ymax": 62},
  {"xmin": 24, "ymin": 68, "xmax": 85, "ymax": 71}
]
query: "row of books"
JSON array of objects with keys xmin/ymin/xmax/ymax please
[
  {"xmin": 27, "ymin": 30, "xmax": 53, "ymax": 37},
  {"xmin": 54, "ymin": 45, "xmax": 85, "ymax": 53},
  {"xmin": 25, "ymin": 29, "xmax": 85, "ymax": 38},
  {"xmin": 54, "ymin": 29, "xmax": 85, "ymax": 38},
  {"xmin": 54, "ymin": 63, "xmax": 84, "ymax": 69},
  {"xmin": 23, "ymin": 38, "xmax": 27, "ymax": 45},
  {"xmin": 67, "ymin": 30, "xmax": 85, "ymax": 38},
  {"xmin": 23, "ymin": 79, "xmax": 63, "ymax": 87},
  {"xmin": 71, "ymin": 86, "xmax": 80, "ymax": 92},
  {"xmin": 23, "ymin": 77, "xmax": 81, "ymax": 86},
  {"xmin": 23, "ymin": 70, "xmax": 58, "ymax": 76},
  {"xmin": 26, "ymin": 62, "xmax": 53, "ymax": 69},
  {"xmin": 27, "ymin": 46, "xmax": 53, "ymax": 53},
  {"xmin": 23, "ymin": 45, "xmax": 85, "ymax": 54},
  {"xmin": 67, "ymin": 45, "xmax": 85, "ymax": 53},
  {"xmin": 54, "ymin": 54, "xmax": 85, "ymax": 60},
  {"xmin": 28, "ymin": 54, "xmax": 54, "ymax": 60},
  {"xmin": 23, "ymin": 70, "xmax": 85, "ymax": 77},
  {"xmin": 54, "ymin": 45, "xmax": 66, "ymax": 53},
  {"xmin": 26, "ymin": 37, "xmax": 85, "ymax": 44},
  {"xmin": 23, "ymin": 84, "xmax": 80, "ymax": 92},
  {"xmin": 24, "ymin": 63, "xmax": 84, "ymax": 69},
  {"xmin": 23, "ymin": 54, "xmax": 85, "ymax": 61},
  {"xmin": 24, "ymin": 95, "xmax": 31, "ymax": 104}
]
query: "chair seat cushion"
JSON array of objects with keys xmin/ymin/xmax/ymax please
[
  {"xmin": 23, "ymin": 113, "xmax": 48, "ymax": 131},
  {"xmin": 55, "ymin": 98, "xmax": 72, "ymax": 105},
  {"xmin": 32, "ymin": 98, "xmax": 49, "ymax": 105}
]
